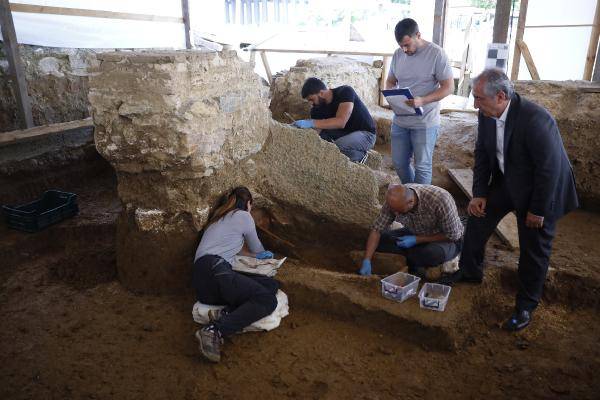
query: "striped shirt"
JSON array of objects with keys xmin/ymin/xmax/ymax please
[{"xmin": 371, "ymin": 184, "xmax": 463, "ymax": 241}]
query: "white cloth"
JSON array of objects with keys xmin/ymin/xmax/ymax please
[
  {"xmin": 192, "ymin": 289, "xmax": 289, "ymax": 332},
  {"xmin": 231, "ymin": 256, "xmax": 287, "ymax": 277},
  {"xmin": 495, "ymin": 100, "xmax": 511, "ymax": 174}
]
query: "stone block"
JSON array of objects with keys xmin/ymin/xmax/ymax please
[
  {"xmin": 515, "ymin": 80, "xmax": 600, "ymax": 209},
  {"xmin": 270, "ymin": 56, "xmax": 382, "ymax": 123}
]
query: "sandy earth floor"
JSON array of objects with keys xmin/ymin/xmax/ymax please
[{"xmin": 1, "ymin": 172, "xmax": 600, "ymax": 399}]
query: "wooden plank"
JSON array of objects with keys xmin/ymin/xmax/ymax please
[
  {"xmin": 584, "ymin": 0, "xmax": 600, "ymax": 80},
  {"xmin": 260, "ymin": 50, "xmax": 273, "ymax": 85},
  {"xmin": 0, "ymin": 118, "xmax": 93, "ymax": 147},
  {"xmin": 448, "ymin": 168, "xmax": 520, "ymax": 250},
  {"xmin": 493, "ymin": 0, "xmax": 512, "ymax": 43},
  {"xmin": 510, "ymin": 0, "xmax": 528, "ymax": 80},
  {"xmin": 9, "ymin": 3, "xmax": 183, "ymax": 23},
  {"xmin": 0, "ymin": 0, "xmax": 33, "ymax": 129},
  {"xmin": 181, "ymin": 0, "xmax": 192, "ymax": 49},
  {"xmin": 252, "ymin": 47, "xmax": 394, "ymax": 57},
  {"xmin": 516, "ymin": 39, "xmax": 540, "ymax": 80},
  {"xmin": 525, "ymin": 24, "xmax": 593, "ymax": 28}
]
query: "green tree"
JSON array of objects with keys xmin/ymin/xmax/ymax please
[{"xmin": 471, "ymin": 0, "xmax": 496, "ymax": 9}]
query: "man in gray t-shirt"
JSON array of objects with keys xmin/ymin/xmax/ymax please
[{"xmin": 385, "ymin": 18, "xmax": 454, "ymax": 184}]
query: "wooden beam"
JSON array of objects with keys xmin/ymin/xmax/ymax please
[
  {"xmin": 510, "ymin": 0, "xmax": 528, "ymax": 80},
  {"xmin": 432, "ymin": 0, "xmax": 446, "ymax": 46},
  {"xmin": 448, "ymin": 169, "xmax": 519, "ymax": 250},
  {"xmin": 0, "ymin": 118, "xmax": 92, "ymax": 147},
  {"xmin": 181, "ymin": 0, "xmax": 191, "ymax": 49},
  {"xmin": 493, "ymin": 0, "xmax": 512, "ymax": 43},
  {"xmin": 525, "ymin": 24, "xmax": 593, "ymax": 28},
  {"xmin": 252, "ymin": 48, "xmax": 393, "ymax": 57},
  {"xmin": 260, "ymin": 50, "xmax": 273, "ymax": 85},
  {"xmin": 583, "ymin": 0, "xmax": 600, "ymax": 80},
  {"xmin": 0, "ymin": 0, "xmax": 33, "ymax": 129},
  {"xmin": 9, "ymin": 3, "xmax": 183, "ymax": 23},
  {"xmin": 516, "ymin": 39, "xmax": 540, "ymax": 80}
]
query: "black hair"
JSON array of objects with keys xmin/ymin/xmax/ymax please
[
  {"xmin": 301, "ymin": 77, "xmax": 327, "ymax": 99},
  {"xmin": 394, "ymin": 18, "xmax": 419, "ymax": 43}
]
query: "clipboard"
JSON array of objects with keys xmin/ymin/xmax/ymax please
[{"xmin": 382, "ymin": 88, "xmax": 424, "ymax": 116}]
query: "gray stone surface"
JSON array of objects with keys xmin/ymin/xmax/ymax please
[
  {"xmin": 515, "ymin": 81, "xmax": 600, "ymax": 209},
  {"xmin": 0, "ymin": 45, "xmax": 103, "ymax": 132},
  {"xmin": 88, "ymin": 50, "xmax": 382, "ymax": 294}
]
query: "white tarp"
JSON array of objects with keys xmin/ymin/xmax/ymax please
[{"xmin": 1, "ymin": 0, "xmax": 186, "ymax": 48}]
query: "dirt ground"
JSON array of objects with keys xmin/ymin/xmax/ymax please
[{"xmin": 1, "ymin": 170, "xmax": 600, "ymax": 399}]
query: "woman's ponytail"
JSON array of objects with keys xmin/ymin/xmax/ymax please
[{"xmin": 205, "ymin": 186, "xmax": 253, "ymax": 228}]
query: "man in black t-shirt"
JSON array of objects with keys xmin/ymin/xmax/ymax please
[{"xmin": 293, "ymin": 77, "xmax": 376, "ymax": 162}]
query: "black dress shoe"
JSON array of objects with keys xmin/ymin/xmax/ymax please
[
  {"xmin": 502, "ymin": 310, "xmax": 532, "ymax": 332},
  {"xmin": 438, "ymin": 269, "xmax": 483, "ymax": 286}
]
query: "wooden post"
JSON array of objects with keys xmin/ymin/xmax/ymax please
[
  {"xmin": 583, "ymin": 0, "xmax": 600, "ymax": 80},
  {"xmin": 432, "ymin": 0, "xmax": 446, "ymax": 46},
  {"xmin": 594, "ymin": 38, "xmax": 600, "ymax": 81},
  {"xmin": 0, "ymin": 0, "xmax": 34, "ymax": 129},
  {"xmin": 181, "ymin": 0, "xmax": 191, "ymax": 49},
  {"xmin": 260, "ymin": 50, "xmax": 273, "ymax": 85},
  {"xmin": 510, "ymin": 0, "xmax": 528, "ymax": 80},
  {"xmin": 493, "ymin": 0, "xmax": 512, "ymax": 43},
  {"xmin": 379, "ymin": 55, "xmax": 391, "ymax": 106},
  {"xmin": 457, "ymin": 17, "xmax": 473, "ymax": 96},
  {"xmin": 516, "ymin": 39, "xmax": 540, "ymax": 80}
]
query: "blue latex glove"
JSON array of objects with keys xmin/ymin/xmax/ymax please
[
  {"xmin": 256, "ymin": 250, "xmax": 274, "ymax": 260},
  {"xmin": 293, "ymin": 119, "xmax": 315, "ymax": 129},
  {"xmin": 358, "ymin": 259, "xmax": 372, "ymax": 276},
  {"xmin": 396, "ymin": 235, "xmax": 417, "ymax": 249}
]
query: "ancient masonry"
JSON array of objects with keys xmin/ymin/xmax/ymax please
[{"xmin": 88, "ymin": 50, "xmax": 381, "ymax": 294}]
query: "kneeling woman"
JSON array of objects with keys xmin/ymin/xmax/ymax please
[{"xmin": 193, "ymin": 186, "xmax": 279, "ymax": 362}]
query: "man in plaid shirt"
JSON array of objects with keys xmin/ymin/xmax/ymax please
[{"xmin": 359, "ymin": 183, "xmax": 463, "ymax": 276}]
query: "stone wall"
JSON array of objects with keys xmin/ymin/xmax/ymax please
[
  {"xmin": 0, "ymin": 45, "xmax": 101, "ymax": 132},
  {"xmin": 270, "ymin": 56, "xmax": 382, "ymax": 122},
  {"xmin": 88, "ymin": 50, "xmax": 380, "ymax": 294},
  {"xmin": 515, "ymin": 81, "xmax": 600, "ymax": 209}
]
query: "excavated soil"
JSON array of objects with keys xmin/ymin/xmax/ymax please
[{"xmin": 1, "ymin": 172, "xmax": 600, "ymax": 400}]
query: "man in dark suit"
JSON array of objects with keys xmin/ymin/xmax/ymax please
[{"xmin": 441, "ymin": 68, "xmax": 578, "ymax": 331}]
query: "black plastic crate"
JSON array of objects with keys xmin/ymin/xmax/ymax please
[{"xmin": 2, "ymin": 190, "xmax": 79, "ymax": 233}]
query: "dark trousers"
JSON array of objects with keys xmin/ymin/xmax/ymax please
[
  {"xmin": 376, "ymin": 228, "xmax": 462, "ymax": 271},
  {"xmin": 459, "ymin": 179, "xmax": 557, "ymax": 311},
  {"xmin": 192, "ymin": 255, "xmax": 279, "ymax": 337}
]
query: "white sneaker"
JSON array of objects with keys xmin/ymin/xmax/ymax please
[{"xmin": 441, "ymin": 255, "xmax": 460, "ymax": 274}]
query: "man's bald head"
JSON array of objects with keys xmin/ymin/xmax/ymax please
[{"xmin": 386, "ymin": 184, "xmax": 416, "ymax": 214}]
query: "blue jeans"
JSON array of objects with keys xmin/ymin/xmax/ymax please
[
  {"xmin": 390, "ymin": 124, "xmax": 439, "ymax": 184},
  {"xmin": 320, "ymin": 130, "xmax": 376, "ymax": 162}
]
